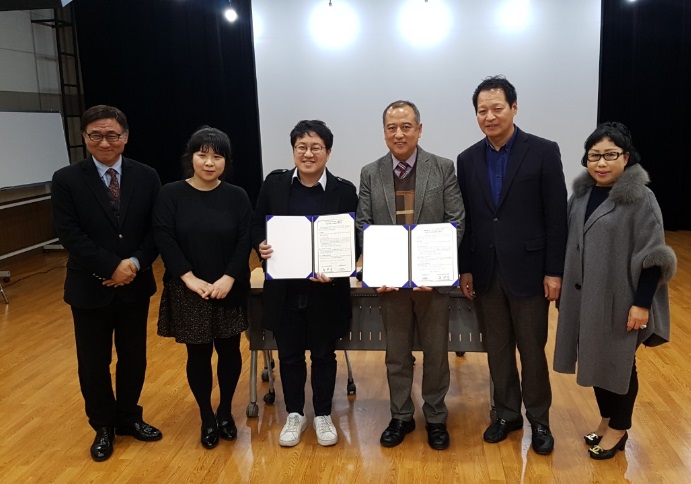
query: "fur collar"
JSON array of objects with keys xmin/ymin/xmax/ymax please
[{"xmin": 572, "ymin": 164, "xmax": 650, "ymax": 204}]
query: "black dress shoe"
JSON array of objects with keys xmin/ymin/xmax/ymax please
[
  {"xmin": 584, "ymin": 432, "xmax": 602, "ymax": 446},
  {"xmin": 90, "ymin": 427, "xmax": 115, "ymax": 462},
  {"xmin": 218, "ymin": 415, "xmax": 237, "ymax": 441},
  {"xmin": 483, "ymin": 418, "xmax": 523, "ymax": 443},
  {"xmin": 589, "ymin": 431, "xmax": 628, "ymax": 460},
  {"xmin": 426, "ymin": 422, "xmax": 450, "ymax": 450},
  {"xmin": 531, "ymin": 423, "xmax": 554, "ymax": 455},
  {"xmin": 116, "ymin": 421, "xmax": 162, "ymax": 441},
  {"xmin": 380, "ymin": 418, "xmax": 415, "ymax": 448},
  {"xmin": 201, "ymin": 422, "xmax": 219, "ymax": 449}
]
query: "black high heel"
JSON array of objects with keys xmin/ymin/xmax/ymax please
[
  {"xmin": 584, "ymin": 432, "xmax": 602, "ymax": 446},
  {"xmin": 588, "ymin": 431, "xmax": 628, "ymax": 460}
]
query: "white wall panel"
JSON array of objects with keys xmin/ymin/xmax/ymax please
[
  {"xmin": 0, "ymin": 49, "xmax": 40, "ymax": 92},
  {"xmin": 0, "ymin": 9, "xmax": 60, "ymax": 96},
  {"xmin": 0, "ymin": 10, "xmax": 33, "ymax": 52},
  {"xmin": 31, "ymin": 10, "xmax": 59, "ymax": 56},
  {"xmin": 252, "ymin": 0, "xmax": 601, "ymax": 194}
]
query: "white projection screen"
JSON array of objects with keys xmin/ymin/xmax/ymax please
[
  {"xmin": 0, "ymin": 111, "xmax": 69, "ymax": 189},
  {"xmin": 252, "ymin": 0, "xmax": 601, "ymax": 192}
]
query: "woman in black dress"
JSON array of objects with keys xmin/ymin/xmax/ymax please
[{"xmin": 154, "ymin": 126, "xmax": 252, "ymax": 449}]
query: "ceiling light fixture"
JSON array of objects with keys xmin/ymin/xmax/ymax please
[{"xmin": 224, "ymin": 1, "xmax": 238, "ymax": 22}]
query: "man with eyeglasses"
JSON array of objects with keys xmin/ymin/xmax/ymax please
[
  {"xmin": 251, "ymin": 120, "xmax": 358, "ymax": 448},
  {"xmin": 456, "ymin": 76, "xmax": 567, "ymax": 455},
  {"xmin": 52, "ymin": 105, "xmax": 162, "ymax": 462},
  {"xmin": 355, "ymin": 100, "xmax": 464, "ymax": 450}
]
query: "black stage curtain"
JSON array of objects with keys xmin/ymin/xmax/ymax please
[
  {"xmin": 599, "ymin": 0, "xmax": 691, "ymax": 230},
  {"xmin": 73, "ymin": 0, "xmax": 262, "ymax": 204}
]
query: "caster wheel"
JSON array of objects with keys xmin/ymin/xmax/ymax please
[
  {"xmin": 455, "ymin": 352, "xmax": 466, "ymax": 357},
  {"xmin": 263, "ymin": 390, "xmax": 276, "ymax": 405},
  {"xmin": 246, "ymin": 403, "xmax": 259, "ymax": 418},
  {"xmin": 261, "ymin": 369, "xmax": 269, "ymax": 382},
  {"xmin": 347, "ymin": 381, "xmax": 356, "ymax": 396}
]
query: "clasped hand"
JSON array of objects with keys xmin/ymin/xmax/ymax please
[
  {"xmin": 103, "ymin": 259, "xmax": 137, "ymax": 287},
  {"xmin": 181, "ymin": 272, "xmax": 234, "ymax": 300}
]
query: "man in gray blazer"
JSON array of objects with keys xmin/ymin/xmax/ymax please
[{"xmin": 356, "ymin": 100, "xmax": 464, "ymax": 450}]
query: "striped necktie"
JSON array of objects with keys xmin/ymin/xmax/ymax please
[{"xmin": 395, "ymin": 161, "xmax": 410, "ymax": 179}]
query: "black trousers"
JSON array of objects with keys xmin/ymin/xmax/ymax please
[
  {"xmin": 71, "ymin": 297, "xmax": 150, "ymax": 430},
  {"xmin": 274, "ymin": 293, "xmax": 337, "ymax": 417},
  {"xmin": 593, "ymin": 361, "xmax": 638, "ymax": 430},
  {"xmin": 475, "ymin": 269, "xmax": 552, "ymax": 426}
]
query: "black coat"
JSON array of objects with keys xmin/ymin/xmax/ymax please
[
  {"xmin": 52, "ymin": 157, "xmax": 161, "ymax": 307},
  {"xmin": 456, "ymin": 128, "xmax": 567, "ymax": 297},
  {"xmin": 251, "ymin": 168, "xmax": 359, "ymax": 339}
]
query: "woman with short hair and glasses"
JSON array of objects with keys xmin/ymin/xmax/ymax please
[
  {"xmin": 553, "ymin": 122, "xmax": 676, "ymax": 459},
  {"xmin": 153, "ymin": 126, "xmax": 252, "ymax": 449}
]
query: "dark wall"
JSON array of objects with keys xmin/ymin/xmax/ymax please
[
  {"xmin": 599, "ymin": 0, "xmax": 691, "ymax": 230},
  {"xmin": 73, "ymin": 0, "xmax": 262, "ymax": 204}
]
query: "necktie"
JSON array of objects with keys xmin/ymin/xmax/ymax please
[
  {"xmin": 396, "ymin": 161, "xmax": 410, "ymax": 179},
  {"xmin": 106, "ymin": 168, "xmax": 120, "ymax": 201}
]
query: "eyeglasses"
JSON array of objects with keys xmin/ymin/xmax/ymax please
[
  {"xmin": 294, "ymin": 144, "xmax": 325, "ymax": 155},
  {"xmin": 85, "ymin": 131, "xmax": 125, "ymax": 143},
  {"xmin": 586, "ymin": 151, "xmax": 625, "ymax": 162}
]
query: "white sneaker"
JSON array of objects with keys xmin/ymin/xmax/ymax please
[
  {"xmin": 279, "ymin": 412, "xmax": 307, "ymax": 447},
  {"xmin": 313, "ymin": 415, "xmax": 338, "ymax": 446}
]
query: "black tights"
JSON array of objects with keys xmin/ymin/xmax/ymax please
[
  {"xmin": 185, "ymin": 334, "xmax": 242, "ymax": 427},
  {"xmin": 593, "ymin": 361, "xmax": 638, "ymax": 430}
]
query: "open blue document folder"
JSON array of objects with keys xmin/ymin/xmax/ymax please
[
  {"xmin": 362, "ymin": 222, "xmax": 459, "ymax": 288},
  {"xmin": 265, "ymin": 213, "xmax": 356, "ymax": 280}
]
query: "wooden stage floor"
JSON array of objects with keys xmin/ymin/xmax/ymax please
[{"xmin": 1, "ymin": 231, "xmax": 689, "ymax": 483}]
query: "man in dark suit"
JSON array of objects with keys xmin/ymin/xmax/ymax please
[
  {"xmin": 456, "ymin": 76, "xmax": 567, "ymax": 455},
  {"xmin": 356, "ymin": 100, "xmax": 464, "ymax": 450},
  {"xmin": 251, "ymin": 120, "xmax": 358, "ymax": 448},
  {"xmin": 52, "ymin": 105, "xmax": 162, "ymax": 462}
]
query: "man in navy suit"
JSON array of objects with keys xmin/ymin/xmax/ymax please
[
  {"xmin": 456, "ymin": 77, "xmax": 567, "ymax": 455},
  {"xmin": 52, "ymin": 105, "xmax": 162, "ymax": 462}
]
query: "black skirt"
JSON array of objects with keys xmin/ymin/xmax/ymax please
[{"xmin": 157, "ymin": 278, "xmax": 248, "ymax": 344}]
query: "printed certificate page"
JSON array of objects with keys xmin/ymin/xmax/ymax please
[
  {"xmin": 362, "ymin": 225, "xmax": 410, "ymax": 288},
  {"xmin": 313, "ymin": 213, "xmax": 356, "ymax": 278},
  {"xmin": 265, "ymin": 215, "xmax": 312, "ymax": 279},
  {"xmin": 410, "ymin": 223, "xmax": 458, "ymax": 287}
]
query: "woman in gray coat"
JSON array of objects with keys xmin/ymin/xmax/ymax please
[{"xmin": 553, "ymin": 122, "xmax": 676, "ymax": 460}]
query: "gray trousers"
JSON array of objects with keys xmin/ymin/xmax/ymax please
[
  {"xmin": 475, "ymin": 269, "xmax": 552, "ymax": 426},
  {"xmin": 380, "ymin": 289, "xmax": 450, "ymax": 424}
]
